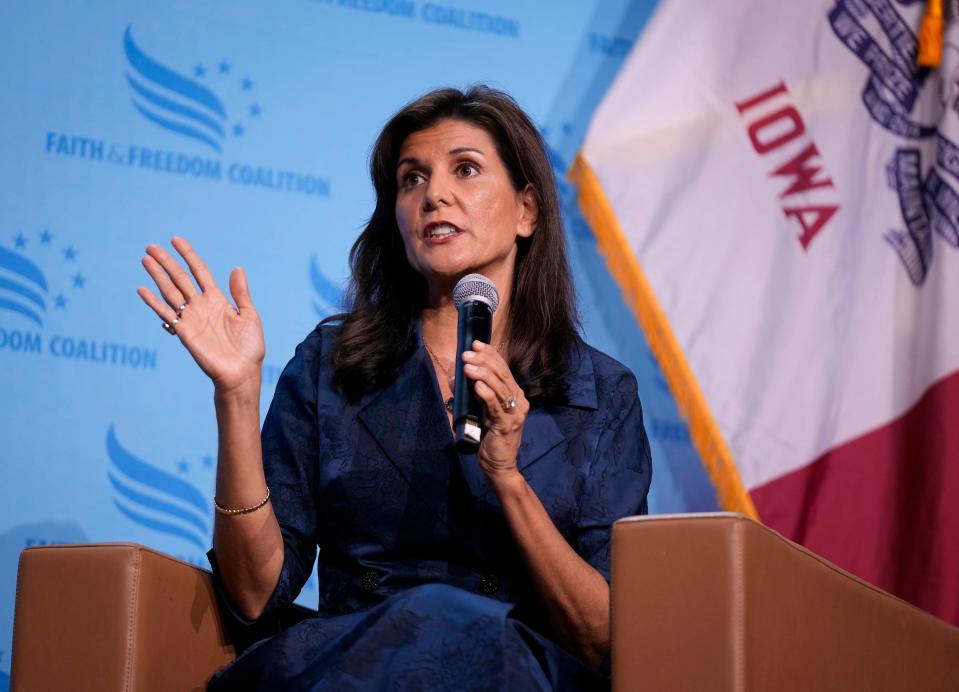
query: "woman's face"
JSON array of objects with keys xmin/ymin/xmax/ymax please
[{"xmin": 394, "ymin": 118, "xmax": 536, "ymax": 296}]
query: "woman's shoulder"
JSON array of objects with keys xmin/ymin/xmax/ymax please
[
  {"xmin": 569, "ymin": 338, "xmax": 639, "ymax": 410},
  {"xmin": 291, "ymin": 319, "xmax": 341, "ymax": 358},
  {"xmin": 577, "ymin": 340, "xmax": 635, "ymax": 382},
  {"xmin": 275, "ymin": 320, "xmax": 341, "ymax": 385}
]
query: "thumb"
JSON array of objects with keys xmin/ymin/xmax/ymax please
[{"xmin": 229, "ymin": 267, "xmax": 255, "ymax": 313}]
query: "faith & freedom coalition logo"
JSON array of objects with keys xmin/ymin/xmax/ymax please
[
  {"xmin": 105, "ymin": 424, "xmax": 319, "ymax": 596},
  {"xmin": 830, "ymin": 0, "xmax": 959, "ymax": 285},
  {"xmin": 124, "ymin": 26, "xmax": 243, "ymax": 154},
  {"xmin": 310, "ymin": 255, "xmax": 345, "ymax": 317},
  {"xmin": 43, "ymin": 26, "xmax": 330, "ymax": 198},
  {"xmin": 0, "ymin": 233, "xmax": 76, "ymax": 328},
  {"xmin": 106, "ymin": 425, "xmax": 212, "ymax": 563},
  {"xmin": 0, "ymin": 229, "xmax": 156, "ymax": 368}
]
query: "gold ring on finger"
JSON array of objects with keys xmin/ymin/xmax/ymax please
[
  {"xmin": 502, "ymin": 394, "xmax": 517, "ymax": 412},
  {"xmin": 162, "ymin": 318, "xmax": 179, "ymax": 335}
]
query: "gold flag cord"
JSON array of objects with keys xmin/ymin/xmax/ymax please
[
  {"xmin": 919, "ymin": 0, "xmax": 944, "ymax": 67},
  {"xmin": 570, "ymin": 153, "xmax": 759, "ymax": 519}
]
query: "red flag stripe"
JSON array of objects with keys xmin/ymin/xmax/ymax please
[{"xmin": 751, "ymin": 369, "xmax": 959, "ymax": 626}]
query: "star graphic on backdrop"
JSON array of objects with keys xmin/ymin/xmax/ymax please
[
  {"xmin": 13, "ymin": 233, "xmax": 27, "ymax": 249},
  {"xmin": 194, "ymin": 64, "xmax": 206, "ymax": 78},
  {"xmin": 54, "ymin": 294, "xmax": 67, "ymax": 309},
  {"xmin": 178, "ymin": 459, "xmax": 189, "ymax": 474},
  {"xmin": 40, "ymin": 229, "xmax": 53, "ymax": 245},
  {"xmin": 63, "ymin": 246, "xmax": 77, "ymax": 261},
  {"xmin": 218, "ymin": 60, "xmax": 231, "ymax": 74},
  {"xmin": 72, "ymin": 273, "xmax": 86, "ymax": 289},
  {"xmin": 241, "ymin": 77, "xmax": 253, "ymax": 91},
  {"xmin": 249, "ymin": 103, "xmax": 261, "ymax": 117},
  {"xmin": 202, "ymin": 455, "xmax": 215, "ymax": 468},
  {"xmin": 233, "ymin": 123, "xmax": 245, "ymax": 137}
]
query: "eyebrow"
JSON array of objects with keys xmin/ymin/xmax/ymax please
[
  {"xmin": 396, "ymin": 147, "xmax": 485, "ymax": 170},
  {"xmin": 396, "ymin": 156, "xmax": 423, "ymax": 170}
]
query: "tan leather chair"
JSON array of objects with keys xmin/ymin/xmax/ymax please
[
  {"xmin": 12, "ymin": 513, "xmax": 959, "ymax": 690},
  {"xmin": 611, "ymin": 514, "xmax": 959, "ymax": 691}
]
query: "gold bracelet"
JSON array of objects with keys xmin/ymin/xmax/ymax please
[{"xmin": 214, "ymin": 487, "xmax": 271, "ymax": 516}]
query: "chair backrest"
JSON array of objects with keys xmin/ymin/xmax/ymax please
[
  {"xmin": 12, "ymin": 543, "xmax": 235, "ymax": 692},
  {"xmin": 611, "ymin": 513, "xmax": 959, "ymax": 692}
]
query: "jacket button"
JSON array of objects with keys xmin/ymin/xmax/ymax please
[
  {"xmin": 360, "ymin": 570, "xmax": 381, "ymax": 592},
  {"xmin": 478, "ymin": 574, "xmax": 499, "ymax": 595}
]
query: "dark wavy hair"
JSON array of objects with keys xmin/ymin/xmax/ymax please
[{"xmin": 326, "ymin": 85, "xmax": 580, "ymax": 405}]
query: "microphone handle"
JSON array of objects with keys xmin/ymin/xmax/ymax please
[{"xmin": 453, "ymin": 299, "xmax": 493, "ymax": 453}]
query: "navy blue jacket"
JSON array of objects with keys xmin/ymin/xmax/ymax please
[{"xmin": 208, "ymin": 323, "xmax": 651, "ymax": 690}]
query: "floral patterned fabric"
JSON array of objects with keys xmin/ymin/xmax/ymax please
[{"xmin": 207, "ymin": 323, "xmax": 652, "ymax": 691}]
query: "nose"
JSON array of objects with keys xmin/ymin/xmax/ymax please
[{"xmin": 422, "ymin": 173, "xmax": 451, "ymax": 211}]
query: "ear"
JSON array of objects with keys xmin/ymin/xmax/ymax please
[{"xmin": 516, "ymin": 184, "xmax": 539, "ymax": 238}]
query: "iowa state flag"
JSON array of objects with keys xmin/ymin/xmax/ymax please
[{"xmin": 574, "ymin": 0, "xmax": 959, "ymax": 625}]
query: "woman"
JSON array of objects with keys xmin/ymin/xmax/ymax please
[{"xmin": 137, "ymin": 86, "xmax": 651, "ymax": 690}]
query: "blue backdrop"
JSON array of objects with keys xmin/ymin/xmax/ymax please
[{"xmin": 0, "ymin": 1, "xmax": 717, "ymax": 684}]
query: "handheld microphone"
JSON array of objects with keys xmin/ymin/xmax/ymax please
[{"xmin": 451, "ymin": 273, "xmax": 499, "ymax": 453}]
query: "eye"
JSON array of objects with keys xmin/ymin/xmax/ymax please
[
  {"xmin": 457, "ymin": 161, "xmax": 480, "ymax": 177},
  {"xmin": 400, "ymin": 171, "xmax": 424, "ymax": 189}
]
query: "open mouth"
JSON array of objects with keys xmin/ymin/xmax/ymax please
[{"xmin": 423, "ymin": 222, "xmax": 463, "ymax": 240}]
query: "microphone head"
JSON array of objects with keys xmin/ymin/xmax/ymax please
[{"xmin": 452, "ymin": 273, "xmax": 499, "ymax": 313}]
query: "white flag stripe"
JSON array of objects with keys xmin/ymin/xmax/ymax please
[{"xmin": 581, "ymin": 0, "xmax": 959, "ymax": 490}]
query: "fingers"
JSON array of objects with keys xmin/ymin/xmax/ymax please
[
  {"xmin": 462, "ymin": 342, "xmax": 525, "ymax": 417},
  {"xmin": 136, "ymin": 285, "xmax": 178, "ymax": 324},
  {"xmin": 470, "ymin": 340, "xmax": 513, "ymax": 381},
  {"xmin": 142, "ymin": 254, "xmax": 188, "ymax": 310},
  {"xmin": 145, "ymin": 242, "xmax": 199, "ymax": 301},
  {"xmin": 171, "ymin": 236, "xmax": 216, "ymax": 292},
  {"xmin": 472, "ymin": 380, "xmax": 526, "ymax": 431},
  {"xmin": 473, "ymin": 379, "xmax": 507, "ymax": 414},
  {"xmin": 229, "ymin": 267, "xmax": 254, "ymax": 314},
  {"xmin": 463, "ymin": 361, "xmax": 511, "ymax": 406}
]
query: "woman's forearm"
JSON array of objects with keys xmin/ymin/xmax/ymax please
[
  {"xmin": 489, "ymin": 470, "xmax": 610, "ymax": 669},
  {"xmin": 211, "ymin": 380, "xmax": 284, "ymax": 620}
]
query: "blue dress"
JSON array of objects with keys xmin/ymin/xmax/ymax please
[{"xmin": 207, "ymin": 323, "xmax": 652, "ymax": 691}]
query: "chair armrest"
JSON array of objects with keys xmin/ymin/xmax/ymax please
[
  {"xmin": 12, "ymin": 543, "xmax": 235, "ymax": 692},
  {"xmin": 611, "ymin": 513, "xmax": 959, "ymax": 692}
]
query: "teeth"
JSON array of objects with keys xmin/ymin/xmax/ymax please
[{"xmin": 429, "ymin": 224, "xmax": 458, "ymax": 238}]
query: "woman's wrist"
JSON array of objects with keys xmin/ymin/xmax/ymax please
[
  {"xmin": 485, "ymin": 466, "xmax": 527, "ymax": 500},
  {"xmin": 214, "ymin": 375, "xmax": 262, "ymax": 409}
]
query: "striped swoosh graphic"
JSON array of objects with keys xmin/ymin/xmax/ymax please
[
  {"xmin": 310, "ymin": 255, "xmax": 344, "ymax": 317},
  {"xmin": 0, "ymin": 247, "xmax": 47, "ymax": 326},
  {"xmin": 106, "ymin": 425, "xmax": 210, "ymax": 551},
  {"xmin": 124, "ymin": 26, "xmax": 228, "ymax": 153}
]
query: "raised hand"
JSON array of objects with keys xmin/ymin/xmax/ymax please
[{"xmin": 137, "ymin": 237, "xmax": 265, "ymax": 394}]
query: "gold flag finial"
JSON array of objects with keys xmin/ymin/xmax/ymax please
[{"xmin": 918, "ymin": 0, "xmax": 944, "ymax": 67}]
